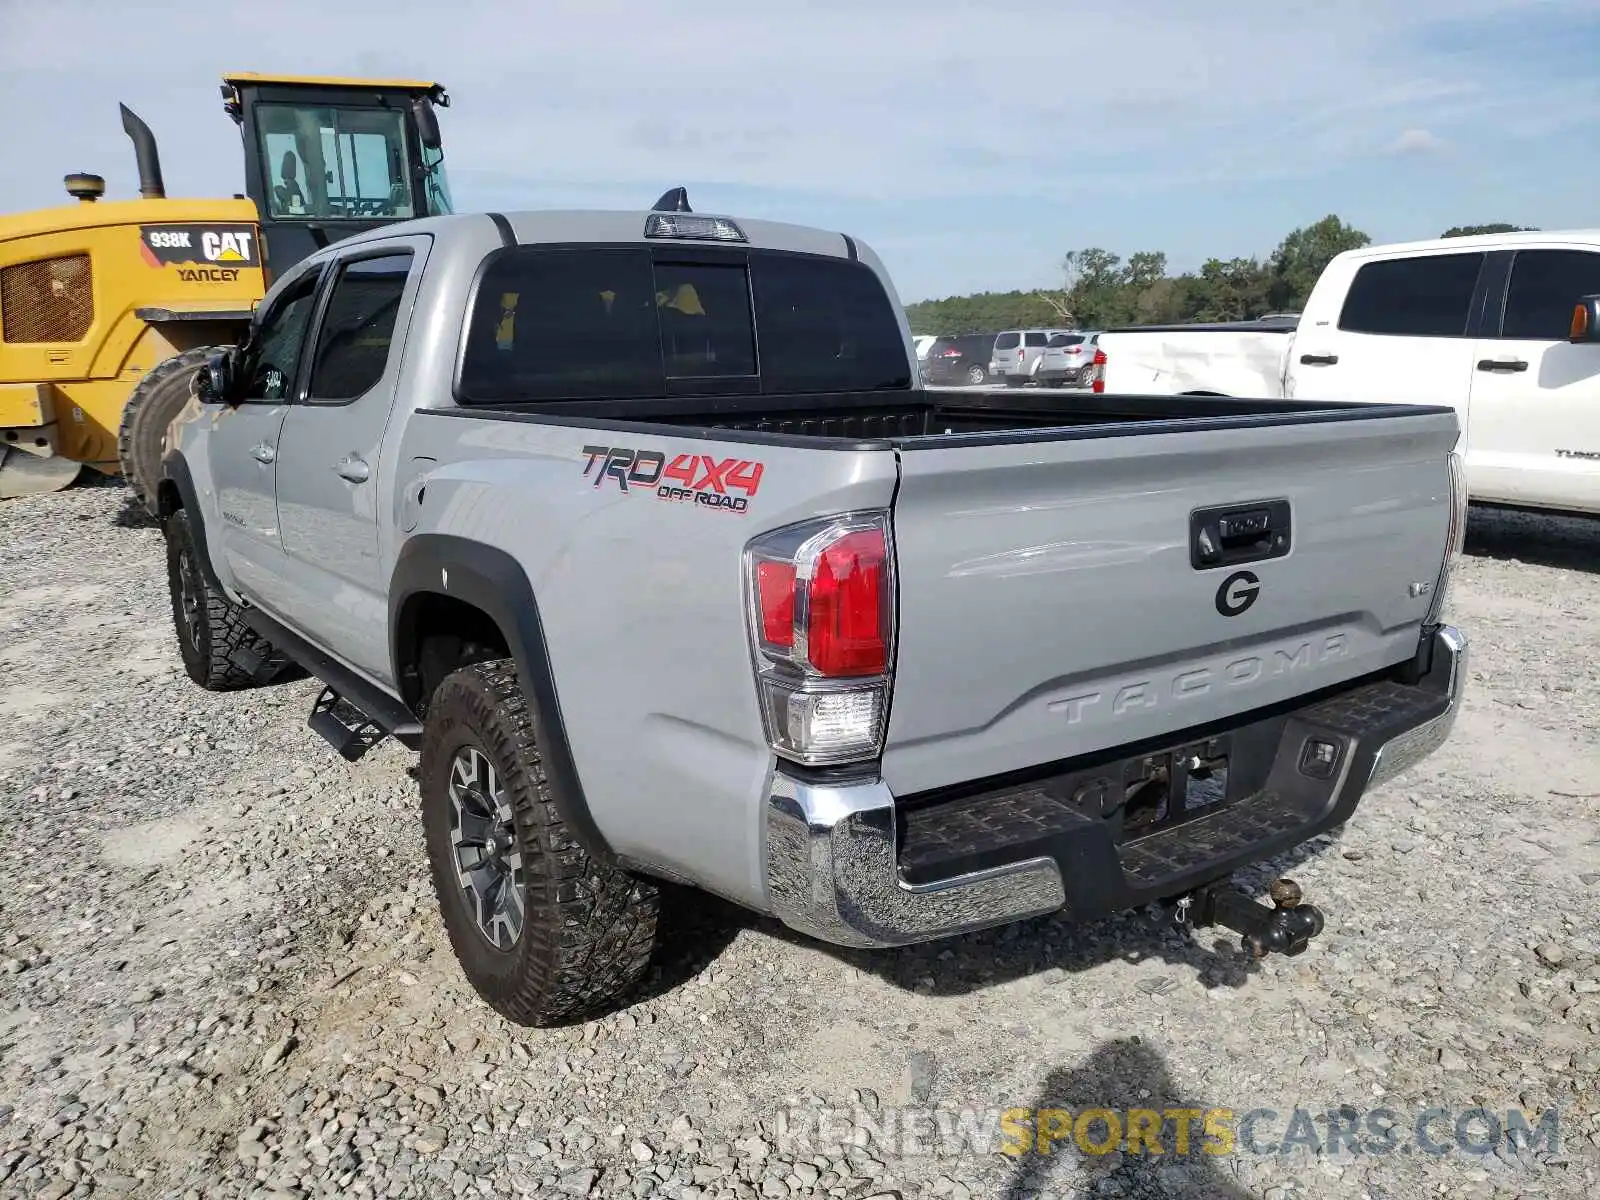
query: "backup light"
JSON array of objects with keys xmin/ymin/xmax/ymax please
[{"xmin": 644, "ymin": 213, "xmax": 747, "ymax": 242}]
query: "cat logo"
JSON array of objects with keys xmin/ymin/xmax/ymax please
[{"xmin": 140, "ymin": 223, "xmax": 260, "ymax": 271}]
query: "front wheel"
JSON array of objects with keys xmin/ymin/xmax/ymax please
[
  {"xmin": 420, "ymin": 659, "xmax": 660, "ymax": 1026},
  {"xmin": 163, "ymin": 508, "xmax": 294, "ymax": 691}
]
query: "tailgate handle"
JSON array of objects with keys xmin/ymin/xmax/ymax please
[{"xmin": 1190, "ymin": 500, "xmax": 1292, "ymax": 570}]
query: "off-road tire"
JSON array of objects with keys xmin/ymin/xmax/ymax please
[
  {"xmin": 120, "ymin": 347, "xmax": 219, "ymax": 517},
  {"xmin": 163, "ymin": 508, "xmax": 294, "ymax": 691},
  {"xmin": 420, "ymin": 659, "xmax": 659, "ymax": 1026}
]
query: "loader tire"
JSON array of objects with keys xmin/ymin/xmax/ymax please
[
  {"xmin": 420, "ymin": 659, "xmax": 660, "ymax": 1027},
  {"xmin": 120, "ymin": 347, "xmax": 219, "ymax": 517},
  {"xmin": 163, "ymin": 508, "xmax": 293, "ymax": 691}
]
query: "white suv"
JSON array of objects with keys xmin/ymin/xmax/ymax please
[{"xmin": 989, "ymin": 328, "xmax": 1071, "ymax": 386}]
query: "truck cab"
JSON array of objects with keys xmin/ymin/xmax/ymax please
[{"xmin": 222, "ymin": 72, "xmax": 454, "ymax": 277}]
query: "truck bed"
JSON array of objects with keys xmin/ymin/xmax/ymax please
[{"xmin": 433, "ymin": 388, "xmax": 1445, "ymax": 449}]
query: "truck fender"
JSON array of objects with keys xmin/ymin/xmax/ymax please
[
  {"xmin": 158, "ymin": 450, "xmax": 226, "ymax": 594},
  {"xmin": 388, "ymin": 534, "xmax": 616, "ymax": 865}
]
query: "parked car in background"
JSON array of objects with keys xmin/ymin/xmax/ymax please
[
  {"xmin": 1097, "ymin": 229, "xmax": 1600, "ymax": 517},
  {"xmin": 990, "ymin": 328, "xmax": 1071, "ymax": 386},
  {"xmin": 1033, "ymin": 331, "xmax": 1102, "ymax": 387},
  {"xmin": 921, "ymin": 333, "xmax": 997, "ymax": 385}
]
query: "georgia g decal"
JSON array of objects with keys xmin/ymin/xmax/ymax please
[
  {"xmin": 581, "ymin": 445, "xmax": 764, "ymax": 514},
  {"xmin": 1215, "ymin": 570, "xmax": 1261, "ymax": 617}
]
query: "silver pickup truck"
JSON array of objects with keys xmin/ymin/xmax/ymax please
[{"xmin": 157, "ymin": 198, "xmax": 1469, "ymax": 1026}]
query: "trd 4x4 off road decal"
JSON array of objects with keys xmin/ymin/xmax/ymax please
[
  {"xmin": 581, "ymin": 445, "xmax": 764, "ymax": 514},
  {"xmin": 140, "ymin": 224, "xmax": 260, "ymax": 282}
]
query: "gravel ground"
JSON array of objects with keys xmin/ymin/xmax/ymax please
[{"xmin": 2, "ymin": 481, "xmax": 1598, "ymax": 1200}]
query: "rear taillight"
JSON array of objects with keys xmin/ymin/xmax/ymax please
[
  {"xmin": 1425, "ymin": 449, "xmax": 1467, "ymax": 626},
  {"xmin": 745, "ymin": 512, "xmax": 894, "ymax": 765},
  {"xmin": 1090, "ymin": 347, "xmax": 1107, "ymax": 393}
]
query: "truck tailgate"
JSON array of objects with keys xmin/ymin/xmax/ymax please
[{"xmin": 881, "ymin": 411, "xmax": 1459, "ymax": 796}]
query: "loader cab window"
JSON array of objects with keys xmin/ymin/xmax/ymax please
[{"xmin": 255, "ymin": 104, "xmax": 422, "ymax": 221}]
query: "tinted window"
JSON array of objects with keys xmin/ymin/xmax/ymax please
[
  {"xmin": 307, "ymin": 252, "xmax": 413, "ymax": 402},
  {"xmin": 1501, "ymin": 250, "xmax": 1600, "ymax": 340},
  {"xmin": 655, "ymin": 261, "xmax": 755, "ymax": 378},
  {"xmin": 243, "ymin": 271, "xmax": 322, "ymax": 401},
  {"xmin": 1046, "ymin": 334, "xmax": 1084, "ymax": 348},
  {"xmin": 750, "ymin": 255, "xmax": 911, "ymax": 392},
  {"xmin": 1338, "ymin": 253, "xmax": 1484, "ymax": 337},
  {"xmin": 956, "ymin": 334, "xmax": 995, "ymax": 357},
  {"xmin": 458, "ymin": 247, "xmax": 911, "ymax": 401},
  {"xmin": 458, "ymin": 248, "xmax": 662, "ymax": 402},
  {"xmin": 1024, "ymin": 331, "xmax": 1048, "ymax": 347},
  {"xmin": 994, "ymin": 332, "xmax": 1020, "ymax": 350}
]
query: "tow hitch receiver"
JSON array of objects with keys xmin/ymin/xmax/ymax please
[{"xmin": 1175, "ymin": 878, "xmax": 1326, "ymax": 958}]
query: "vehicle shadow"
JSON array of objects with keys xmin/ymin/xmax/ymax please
[
  {"xmin": 112, "ymin": 487, "xmax": 159, "ymax": 529},
  {"xmin": 998, "ymin": 1037, "xmax": 1257, "ymax": 1199},
  {"xmin": 1464, "ymin": 503, "xmax": 1600, "ymax": 574},
  {"xmin": 633, "ymin": 881, "xmax": 747, "ymax": 1007},
  {"xmin": 753, "ymin": 830, "xmax": 1340, "ymax": 998}
]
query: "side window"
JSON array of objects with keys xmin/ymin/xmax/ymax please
[
  {"xmin": 653, "ymin": 261, "xmax": 756, "ymax": 378},
  {"xmin": 458, "ymin": 248, "xmax": 661, "ymax": 402},
  {"xmin": 1338, "ymin": 253, "xmax": 1484, "ymax": 337},
  {"xmin": 306, "ymin": 252, "xmax": 414, "ymax": 403},
  {"xmin": 1024, "ymin": 331, "xmax": 1048, "ymax": 347},
  {"xmin": 1500, "ymin": 250, "xmax": 1600, "ymax": 340},
  {"xmin": 994, "ymin": 332, "xmax": 1020, "ymax": 350},
  {"xmin": 242, "ymin": 271, "xmax": 322, "ymax": 402}
]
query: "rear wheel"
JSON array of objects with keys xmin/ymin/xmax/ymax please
[
  {"xmin": 164, "ymin": 508, "xmax": 293, "ymax": 691},
  {"xmin": 420, "ymin": 659, "xmax": 659, "ymax": 1026},
  {"xmin": 1004, "ymin": 375, "xmax": 1026, "ymax": 388},
  {"xmin": 120, "ymin": 346, "xmax": 220, "ymax": 516},
  {"xmin": 965, "ymin": 363, "xmax": 988, "ymax": 386}
]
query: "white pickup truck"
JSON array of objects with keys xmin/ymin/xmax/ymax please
[{"xmin": 1098, "ymin": 230, "xmax": 1600, "ymax": 517}]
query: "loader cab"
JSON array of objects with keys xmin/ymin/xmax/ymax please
[{"xmin": 221, "ymin": 73, "xmax": 454, "ymax": 276}]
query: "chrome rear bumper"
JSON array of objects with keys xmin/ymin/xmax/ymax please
[{"xmin": 763, "ymin": 625, "xmax": 1466, "ymax": 950}]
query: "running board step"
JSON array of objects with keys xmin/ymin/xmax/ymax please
[
  {"xmin": 238, "ymin": 606, "xmax": 424, "ymax": 757},
  {"xmin": 308, "ymin": 687, "xmax": 390, "ymax": 762}
]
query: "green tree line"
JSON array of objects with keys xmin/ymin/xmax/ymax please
[{"xmin": 907, "ymin": 218, "xmax": 1539, "ymax": 334}]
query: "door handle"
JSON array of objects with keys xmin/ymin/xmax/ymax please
[
  {"xmin": 335, "ymin": 454, "xmax": 371, "ymax": 483},
  {"xmin": 250, "ymin": 443, "xmax": 275, "ymax": 464},
  {"xmin": 1298, "ymin": 353, "xmax": 1338, "ymax": 366},
  {"xmin": 1476, "ymin": 358, "xmax": 1529, "ymax": 373}
]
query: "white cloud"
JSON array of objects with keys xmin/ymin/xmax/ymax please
[
  {"xmin": 0, "ymin": 1, "xmax": 1591, "ymax": 248},
  {"xmin": 1390, "ymin": 128, "xmax": 1447, "ymax": 154}
]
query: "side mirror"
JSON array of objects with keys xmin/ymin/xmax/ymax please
[
  {"xmin": 413, "ymin": 98, "xmax": 442, "ymax": 150},
  {"xmin": 1568, "ymin": 295, "xmax": 1600, "ymax": 344},
  {"xmin": 197, "ymin": 349, "xmax": 236, "ymax": 405}
]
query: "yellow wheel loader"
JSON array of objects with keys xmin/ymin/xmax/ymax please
[{"xmin": 0, "ymin": 73, "xmax": 452, "ymax": 505}]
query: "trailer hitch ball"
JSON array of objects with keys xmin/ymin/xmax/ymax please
[{"xmin": 1184, "ymin": 876, "xmax": 1327, "ymax": 959}]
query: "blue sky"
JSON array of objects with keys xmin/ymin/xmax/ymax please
[{"xmin": 3, "ymin": 0, "xmax": 1596, "ymax": 302}]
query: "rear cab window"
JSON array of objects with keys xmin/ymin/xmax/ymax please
[
  {"xmin": 1024, "ymin": 331, "xmax": 1049, "ymax": 347},
  {"xmin": 1337, "ymin": 253, "xmax": 1485, "ymax": 337},
  {"xmin": 1046, "ymin": 334, "xmax": 1084, "ymax": 348},
  {"xmin": 993, "ymin": 332, "xmax": 1021, "ymax": 351},
  {"xmin": 456, "ymin": 246, "xmax": 912, "ymax": 402}
]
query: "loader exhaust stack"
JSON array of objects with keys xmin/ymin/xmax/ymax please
[{"xmin": 119, "ymin": 103, "xmax": 166, "ymax": 200}]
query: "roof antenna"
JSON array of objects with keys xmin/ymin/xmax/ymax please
[{"xmin": 652, "ymin": 187, "xmax": 692, "ymax": 213}]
